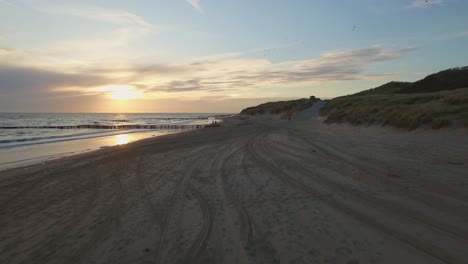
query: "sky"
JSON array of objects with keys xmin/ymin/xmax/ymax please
[{"xmin": 0, "ymin": 0, "xmax": 467, "ymax": 113}]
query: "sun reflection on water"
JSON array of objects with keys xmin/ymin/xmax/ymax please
[{"xmin": 115, "ymin": 134, "xmax": 130, "ymax": 145}]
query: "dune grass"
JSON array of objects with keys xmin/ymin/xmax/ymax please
[
  {"xmin": 240, "ymin": 96, "xmax": 319, "ymax": 119},
  {"xmin": 320, "ymin": 88, "xmax": 468, "ymax": 130}
]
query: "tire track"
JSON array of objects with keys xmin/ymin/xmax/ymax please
[
  {"xmin": 283, "ymin": 128, "xmax": 468, "ymax": 240},
  {"xmin": 248, "ymin": 130, "xmax": 465, "ymax": 264},
  {"xmin": 13, "ymin": 159, "xmax": 129, "ymax": 264},
  {"xmin": 134, "ymin": 152, "xmax": 189, "ymax": 227},
  {"xmin": 290, "ymin": 127, "xmax": 468, "ymax": 205},
  {"xmin": 217, "ymin": 142, "xmax": 255, "ymax": 262},
  {"xmin": 0, "ymin": 153, "xmax": 125, "ymax": 214},
  {"xmin": 152, "ymin": 145, "xmax": 219, "ymax": 264},
  {"xmin": 179, "ymin": 186, "xmax": 213, "ymax": 263},
  {"xmin": 176, "ymin": 142, "xmax": 240, "ymax": 264},
  {"xmin": 65, "ymin": 157, "xmax": 133, "ymax": 264}
]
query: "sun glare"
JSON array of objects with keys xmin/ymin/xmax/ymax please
[
  {"xmin": 98, "ymin": 85, "xmax": 143, "ymax": 100},
  {"xmin": 115, "ymin": 134, "xmax": 131, "ymax": 145}
]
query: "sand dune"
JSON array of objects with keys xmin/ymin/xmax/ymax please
[{"xmin": 1, "ymin": 103, "xmax": 467, "ymax": 264}]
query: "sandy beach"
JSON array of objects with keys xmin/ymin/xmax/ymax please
[{"xmin": 1, "ymin": 103, "xmax": 467, "ymax": 264}]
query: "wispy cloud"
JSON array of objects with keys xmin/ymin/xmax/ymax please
[
  {"xmin": 0, "ymin": 47, "xmax": 25, "ymax": 62},
  {"xmin": 41, "ymin": 5, "xmax": 153, "ymax": 27},
  {"xmin": 39, "ymin": 4, "xmax": 159, "ymax": 40},
  {"xmin": 0, "ymin": 0, "xmax": 17, "ymax": 8},
  {"xmin": 186, "ymin": 0, "xmax": 204, "ymax": 14},
  {"xmin": 410, "ymin": 0, "xmax": 444, "ymax": 8},
  {"xmin": 434, "ymin": 29, "xmax": 468, "ymax": 40},
  {"xmin": 0, "ymin": 64, "xmax": 109, "ymax": 96},
  {"xmin": 25, "ymin": 4, "xmax": 167, "ymax": 63},
  {"xmin": 0, "ymin": 45, "xmax": 416, "ymax": 100}
]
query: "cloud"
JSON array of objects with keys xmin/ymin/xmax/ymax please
[
  {"xmin": 0, "ymin": 64, "xmax": 109, "ymax": 95},
  {"xmin": 41, "ymin": 5, "xmax": 152, "ymax": 27},
  {"xmin": 33, "ymin": 4, "xmax": 160, "ymax": 54},
  {"xmin": 0, "ymin": 0, "xmax": 16, "ymax": 8},
  {"xmin": 128, "ymin": 45, "xmax": 416, "ymax": 95},
  {"xmin": 186, "ymin": 0, "xmax": 204, "ymax": 14},
  {"xmin": 433, "ymin": 29, "xmax": 468, "ymax": 40},
  {"xmin": 0, "ymin": 47, "xmax": 21, "ymax": 61},
  {"xmin": 0, "ymin": 45, "xmax": 416, "ymax": 103},
  {"xmin": 0, "ymin": 4, "xmax": 171, "ymax": 71},
  {"xmin": 410, "ymin": 0, "xmax": 444, "ymax": 8}
]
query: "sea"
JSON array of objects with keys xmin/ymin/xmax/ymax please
[
  {"xmin": 0, "ymin": 113, "xmax": 228, "ymax": 170},
  {"xmin": 0, "ymin": 113, "xmax": 227, "ymax": 148}
]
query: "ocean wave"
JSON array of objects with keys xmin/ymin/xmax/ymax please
[
  {"xmin": 103, "ymin": 119, "xmax": 130, "ymax": 122},
  {"xmin": 140, "ymin": 117, "xmax": 210, "ymax": 120},
  {"xmin": 0, "ymin": 130, "xmax": 114, "ymax": 145}
]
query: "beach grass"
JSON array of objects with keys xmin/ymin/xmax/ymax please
[{"xmin": 320, "ymin": 88, "xmax": 468, "ymax": 130}]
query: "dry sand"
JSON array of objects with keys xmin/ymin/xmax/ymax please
[{"xmin": 1, "ymin": 102, "xmax": 467, "ymax": 264}]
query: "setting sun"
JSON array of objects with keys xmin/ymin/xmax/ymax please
[{"xmin": 98, "ymin": 85, "xmax": 143, "ymax": 100}]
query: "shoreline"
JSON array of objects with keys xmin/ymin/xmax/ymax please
[
  {"xmin": 0, "ymin": 128, "xmax": 197, "ymax": 172},
  {"xmin": 0, "ymin": 129, "xmax": 154, "ymax": 149}
]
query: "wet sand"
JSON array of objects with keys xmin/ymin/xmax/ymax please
[
  {"xmin": 0, "ymin": 130, "xmax": 180, "ymax": 171},
  {"xmin": 1, "ymin": 103, "xmax": 467, "ymax": 264}
]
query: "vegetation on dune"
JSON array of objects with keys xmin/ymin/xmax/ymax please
[
  {"xmin": 240, "ymin": 96, "xmax": 319, "ymax": 119},
  {"xmin": 350, "ymin": 81, "xmax": 411, "ymax": 97},
  {"xmin": 398, "ymin": 67, "xmax": 468, "ymax": 94},
  {"xmin": 351, "ymin": 67, "xmax": 468, "ymax": 96},
  {"xmin": 320, "ymin": 66, "xmax": 468, "ymax": 130},
  {"xmin": 320, "ymin": 88, "xmax": 468, "ymax": 130}
]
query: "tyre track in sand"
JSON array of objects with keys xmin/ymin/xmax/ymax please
[
  {"xmin": 218, "ymin": 132, "xmax": 280, "ymax": 263},
  {"xmin": 284, "ymin": 128, "xmax": 468, "ymax": 241},
  {"xmin": 134, "ymin": 151, "xmax": 195, "ymax": 228},
  {"xmin": 151, "ymin": 145, "xmax": 219, "ymax": 264},
  {"xmin": 178, "ymin": 186, "xmax": 213, "ymax": 264},
  {"xmin": 11, "ymin": 157, "xmax": 129, "ymax": 264},
  {"xmin": 234, "ymin": 133, "xmax": 280, "ymax": 263},
  {"xmin": 216, "ymin": 141, "xmax": 255, "ymax": 263},
  {"xmin": 66, "ymin": 157, "xmax": 131, "ymax": 264},
  {"xmin": 291, "ymin": 127, "xmax": 468, "ymax": 206},
  {"xmin": 0, "ymin": 151, "xmax": 120, "ymax": 211},
  {"xmin": 249, "ymin": 128, "xmax": 466, "ymax": 264},
  {"xmin": 176, "ymin": 141, "xmax": 242, "ymax": 264}
]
